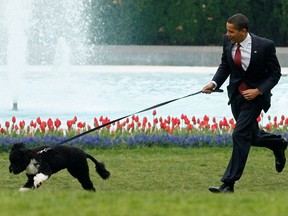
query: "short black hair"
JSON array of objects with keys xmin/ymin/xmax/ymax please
[{"xmin": 227, "ymin": 13, "xmax": 249, "ymax": 31}]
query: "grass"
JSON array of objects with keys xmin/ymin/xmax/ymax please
[{"xmin": 1, "ymin": 147, "xmax": 288, "ymax": 215}]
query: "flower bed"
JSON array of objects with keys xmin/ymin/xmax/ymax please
[{"xmin": 0, "ymin": 110, "xmax": 287, "ymax": 151}]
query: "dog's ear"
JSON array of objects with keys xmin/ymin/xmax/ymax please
[{"xmin": 11, "ymin": 142, "xmax": 25, "ymax": 151}]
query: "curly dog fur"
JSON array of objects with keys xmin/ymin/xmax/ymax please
[{"xmin": 9, "ymin": 143, "xmax": 110, "ymax": 192}]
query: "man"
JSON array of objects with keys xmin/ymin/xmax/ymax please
[{"xmin": 202, "ymin": 13, "xmax": 287, "ymax": 193}]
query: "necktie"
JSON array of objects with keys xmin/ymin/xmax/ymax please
[
  {"xmin": 234, "ymin": 43, "xmax": 247, "ymax": 94},
  {"xmin": 234, "ymin": 43, "xmax": 242, "ymax": 69}
]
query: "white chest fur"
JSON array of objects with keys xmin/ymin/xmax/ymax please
[{"xmin": 25, "ymin": 159, "xmax": 39, "ymax": 174}]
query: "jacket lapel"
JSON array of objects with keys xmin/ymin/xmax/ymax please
[
  {"xmin": 246, "ymin": 33, "xmax": 258, "ymax": 72},
  {"xmin": 228, "ymin": 43, "xmax": 234, "ymax": 64}
]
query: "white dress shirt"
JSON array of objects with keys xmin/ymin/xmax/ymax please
[
  {"xmin": 211, "ymin": 33, "xmax": 252, "ymax": 89},
  {"xmin": 231, "ymin": 33, "xmax": 251, "ymax": 71}
]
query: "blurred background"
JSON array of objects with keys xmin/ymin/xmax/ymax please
[{"xmin": 0, "ymin": 0, "xmax": 287, "ymax": 125}]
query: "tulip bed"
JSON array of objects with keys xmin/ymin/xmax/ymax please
[{"xmin": 0, "ymin": 110, "xmax": 287, "ymax": 151}]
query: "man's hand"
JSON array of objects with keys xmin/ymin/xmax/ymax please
[
  {"xmin": 202, "ymin": 82, "xmax": 216, "ymax": 94},
  {"xmin": 242, "ymin": 88, "xmax": 261, "ymax": 100}
]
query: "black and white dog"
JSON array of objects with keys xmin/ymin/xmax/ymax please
[{"xmin": 9, "ymin": 143, "xmax": 110, "ymax": 192}]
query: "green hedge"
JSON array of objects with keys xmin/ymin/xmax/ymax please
[{"xmin": 90, "ymin": 0, "xmax": 288, "ymax": 46}]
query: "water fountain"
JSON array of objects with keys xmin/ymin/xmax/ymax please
[
  {"xmin": 4, "ymin": 0, "xmax": 29, "ymax": 111},
  {"xmin": 0, "ymin": 0, "xmax": 94, "ymax": 111}
]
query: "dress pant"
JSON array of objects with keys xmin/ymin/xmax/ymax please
[{"xmin": 221, "ymin": 93, "xmax": 282, "ymax": 184}]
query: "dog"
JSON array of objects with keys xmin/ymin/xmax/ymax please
[{"xmin": 9, "ymin": 143, "xmax": 110, "ymax": 192}]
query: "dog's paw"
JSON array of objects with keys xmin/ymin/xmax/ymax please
[
  {"xmin": 33, "ymin": 173, "xmax": 49, "ymax": 188},
  {"xmin": 19, "ymin": 187, "xmax": 33, "ymax": 192}
]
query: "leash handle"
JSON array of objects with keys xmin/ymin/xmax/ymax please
[{"xmin": 212, "ymin": 89, "xmax": 224, "ymax": 93}]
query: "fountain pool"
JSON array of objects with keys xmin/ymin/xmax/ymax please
[{"xmin": 0, "ymin": 65, "xmax": 287, "ymax": 126}]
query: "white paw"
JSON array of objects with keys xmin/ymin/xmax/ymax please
[
  {"xmin": 33, "ymin": 173, "xmax": 49, "ymax": 188},
  {"xmin": 19, "ymin": 187, "xmax": 33, "ymax": 192}
]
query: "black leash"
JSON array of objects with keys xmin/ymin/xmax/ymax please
[{"xmin": 56, "ymin": 89, "xmax": 223, "ymax": 145}]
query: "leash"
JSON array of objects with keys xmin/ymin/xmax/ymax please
[{"xmin": 56, "ymin": 89, "xmax": 223, "ymax": 145}]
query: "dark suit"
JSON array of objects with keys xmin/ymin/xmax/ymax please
[{"xmin": 212, "ymin": 33, "xmax": 282, "ymax": 184}]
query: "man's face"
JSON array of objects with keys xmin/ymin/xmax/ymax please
[{"xmin": 226, "ymin": 22, "xmax": 247, "ymax": 44}]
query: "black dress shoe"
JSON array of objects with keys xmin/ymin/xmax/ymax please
[
  {"xmin": 273, "ymin": 138, "xmax": 288, "ymax": 173},
  {"xmin": 209, "ymin": 183, "xmax": 234, "ymax": 193}
]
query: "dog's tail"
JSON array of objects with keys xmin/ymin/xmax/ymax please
[{"xmin": 86, "ymin": 154, "xmax": 110, "ymax": 180}]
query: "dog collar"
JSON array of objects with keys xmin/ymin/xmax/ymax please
[{"xmin": 36, "ymin": 147, "xmax": 51, "ymax": 154}]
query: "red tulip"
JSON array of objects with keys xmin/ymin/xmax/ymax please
[
  {"xmin": 5, "ymin": 121, "xmax": 10, "ymax": 128},
  {"xmin": 36, "ymin": 117, "xmax": 41, "ymax": 125},
  {"xmin": 143, "ymin": 116, "xmax": 148, "ymax": 124},
  {"xmin": 48, "ymin": 124, "xmax": 54, "ymax": 131},
  {"xmin": 40, "ymin": 121, "xmax": 46, "ymax": 132},
  {"xmin": 265, "ymin": 123, "xmax": 272, "ymax": 131},
  {"xmin": 99, "ymin": 116, "xmax": 103, "ymax": 122},
  {"xmin": 47, "ymin": 118, "xmax": 53, "ymax": 127},
  {"xmin": 134, "ymin": 115, "xmax": 139, "ymax": 123},
  {"xmin": 184, "ymin": 118, "xmax": 190, "ymax": 125},
  {"xmin": 166, "ymin": 116, "xmax": 171, "ymax": 125},
  {"xmin": 187, "ymin": 124, "xmax": 193, "ymax": 130},
  {"xmin": 67, "ymin": 120, "xmax": 73, "ymax": 128},
  {"xmin": 153, "ymin": 118, "xmax": 158, "ymax": 125},
  {"xmin": 54, "ymin": 118, "xmax": 61, "ymax": 128},
  {"xmin": 19, "ymin": 120, "xmax": 25, "ymax": 129},
  {"xmin": 12, "ymin": 116, "xmax": 16, "ymax": 124},
  {"xmin": 160, "ymin": 121, "xmax": 166, "ymax": 129},
  {"xmin": 30, "ymin": 120, "xmax": 37, "ymax": 128},
  {"xmin": 117, "ymin": 121, "xmax": 122, "ymax": 130},
  {"xmin": 220, "ymin": 117, "xmax": 228, "ymax": 127},
  {"xmin": 77, "ymin": 122, "xmax": 84, "ymax": 128},
  {"xmin": 192, "ymin": 116, "xmax": 196, "ymax": 124},
  {"xmin": 211, "ymin": 123, "xmax": 218, "ymax": 132},
  {"xmin": 152, "ymin": 109, "xmax": 157, "ymax": 116},
  {"xmin": 94, "ymin": 118, "xmax": 99, "ymax": 127},
  {"xmin": 268, "ymin": 115, "xmax": 271, "ymax": 121},
  {"xmin": 203, "ymin": 115, "xmax": 209, "ymax": 122},
  {"xmin": 181, "ymin": 114, "xmax": 186, "ymax": 120}
]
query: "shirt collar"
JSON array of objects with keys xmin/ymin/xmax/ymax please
[{"xmin": 238, "ymin": 33, "xmax": 251, "ymax": 48}]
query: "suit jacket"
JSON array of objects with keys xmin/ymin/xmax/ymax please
[{"xmin": 212, "ymin": 33, "xmax": 281, "ymax": 112}]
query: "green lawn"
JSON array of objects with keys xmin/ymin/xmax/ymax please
[{"xmin": 1, "ymin": 147, "xmax": 288, "ymax": 216}]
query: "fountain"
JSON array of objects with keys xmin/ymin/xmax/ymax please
[
  {"xmin": 4, "ymin": 0, "xmax": 29, "ymax": 111},
  {"xmin": 0, "ymin": 0, "xmax": 94, "ymax": 111}
]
